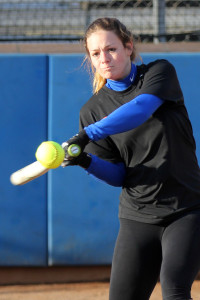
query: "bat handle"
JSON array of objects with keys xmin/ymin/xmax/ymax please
[{"xmin": 67, "ymin": 144, "xmax": 81, "ymax": 157}]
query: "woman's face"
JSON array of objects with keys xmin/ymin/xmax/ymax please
[{"xmin": 87, "ymin": 30, "xmax": 133, "ymax": 81}]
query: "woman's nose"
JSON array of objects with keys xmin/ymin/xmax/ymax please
[{"xmin": 100, "ymin": 51, "xmax": 110, "ymax": 63}]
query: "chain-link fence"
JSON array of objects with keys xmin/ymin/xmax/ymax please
[{"xmin": 0, "ymin": 0, "xmax": 200, "ymax": 42}]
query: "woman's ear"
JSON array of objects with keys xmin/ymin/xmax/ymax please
[{"xmin": 125, "ymin": 42, "xmax": 134, "ymax": 56}]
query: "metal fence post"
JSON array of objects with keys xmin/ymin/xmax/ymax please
[{"xmin": 153, "ymin": 0, "xmax": 166, "ymax": 43}]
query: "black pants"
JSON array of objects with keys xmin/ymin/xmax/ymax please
[{"xmin": 109, "ymin": 211, "xmax": 200, "ymax": 300}]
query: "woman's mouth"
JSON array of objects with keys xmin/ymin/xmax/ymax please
[{"xmin": 103, "ymin": 66, "xmax": 113, "ymax": 71}]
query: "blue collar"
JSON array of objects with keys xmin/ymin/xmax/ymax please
[{"xmin": 106, "ymin": 63, "xmax": 137, "ymax": 91}]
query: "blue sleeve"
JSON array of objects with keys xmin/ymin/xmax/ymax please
[
  {"xmin": 85, "ymin": 94, "xmax": 163, "ymax": 141},
  {"xmin": 86, "ymin": 154, "xmax": 126, "ymax": 187}
]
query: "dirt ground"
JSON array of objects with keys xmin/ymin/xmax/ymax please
[
  {"xmin": 0, "ymin": 41, "xmax": 200, "ymax": 54},
  {"xmin": 0, "ymin": 281, "xmax": 199, "ymax": 300}
]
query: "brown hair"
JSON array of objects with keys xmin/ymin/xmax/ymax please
[{"xmin": 83, "ymin": 18, "xmax": 138, "ymax": 94}]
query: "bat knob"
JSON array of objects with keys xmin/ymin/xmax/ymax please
[{"xmin": 67, "ymin": 144, "xmax": 81, "ymax": 157}]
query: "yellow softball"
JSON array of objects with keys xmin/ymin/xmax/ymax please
[{"xmin": 35, "ymin": 141, "xmax": 65, "ymax": 169}]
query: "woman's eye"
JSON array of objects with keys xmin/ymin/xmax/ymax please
[
  {"xmin": 109, "ymin": 48, "xmax": 116, "ymax": 52},
  {"xmin": 92, "ymin": 52, "xmax": 99, "ymax": 57}
]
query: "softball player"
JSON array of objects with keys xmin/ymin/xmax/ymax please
[{"xmin": 62, "ymin": 18, "xmax": 200, "ymax": 300}]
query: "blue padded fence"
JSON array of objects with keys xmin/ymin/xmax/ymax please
[{"xmin": 0, "ymin": 53, "xmax": 199, "ymax": 266}]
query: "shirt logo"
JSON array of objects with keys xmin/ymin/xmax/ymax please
[{"xmin": 130, "ymin": 74, "xmax": 134, "ymax": 82}]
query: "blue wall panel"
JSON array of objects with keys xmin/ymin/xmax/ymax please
[
  {"xmin": 0, "ymin": 53, "xmax": 199, "ymax": 266},
  {"xmin": 48, "ymin": 55, "xmax": 120, "ymax": 265},
  {"xmin": 0, "ymin": 55, "xmax": 48, "ymax": 265}
]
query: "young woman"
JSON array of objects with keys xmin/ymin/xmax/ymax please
[{"xmin": 62, "ymin": 18, "xmax": 200, "ymax": 300}]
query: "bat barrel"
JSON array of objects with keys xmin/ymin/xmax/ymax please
[{"xmin": 10, "ymin": 161, "xmax": 49, "ymax": 186}]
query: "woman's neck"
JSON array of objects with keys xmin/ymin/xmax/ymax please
[{"xmin": 106, "ymin": 63, "xmax": 137, "ymax": 91}]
